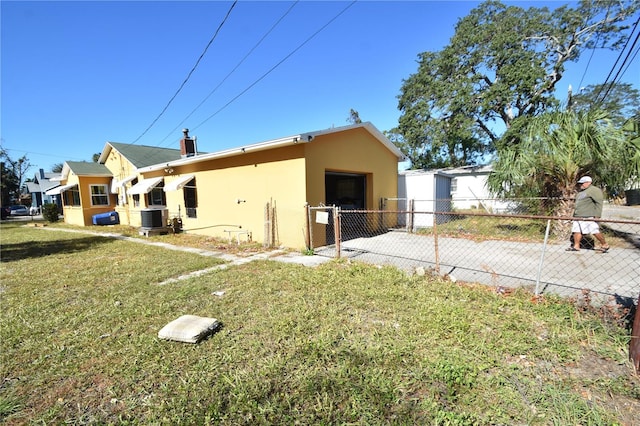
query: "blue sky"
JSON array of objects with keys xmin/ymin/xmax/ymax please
[{"xmin": 2, "ymin": 0, "xmax": 638, "ymax": 175}]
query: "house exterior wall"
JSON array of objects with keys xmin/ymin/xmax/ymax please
[
  {"xmin": 60, "ymin": 173, "xmax": 83, "ymax": 226},
  {"xmin": 305, "ymin": 127, "xmax": 399, "ymax": 247},
  {"xmin": 450, "ymin": 172, "xmax": 491, "ymax": 210},
  {"xmin": 102, "ymin": 147, "xmax": 139, "ymax": 225},
  {"xmin": 160, "ymin": 145, "xmax": 308, "ymax": 248},
  {"xmin": 61, "ymin": 173, "xmax": 117, "ymax": 226},
  {"xmin": 61, "ymin": 124, "xmax": 401, "ymax": 250},
  {"xmin": 304, "ymin": 127, "xmax": 398, "ymax": 207}
]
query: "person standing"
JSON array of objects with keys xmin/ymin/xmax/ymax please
[{"xmin": 567, "ymin": 176, "xmax": 610, "ymax": 252}]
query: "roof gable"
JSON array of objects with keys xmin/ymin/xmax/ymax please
[
  {"xmin": 102, "ymin": 142, "xmax": 183, "ymax": 169},
  {"xmin": 64, "ymin": 161, "xmax": 112, "ymax": 177}
]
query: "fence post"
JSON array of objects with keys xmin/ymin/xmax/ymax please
[
  {"xmin": 304, "ymin": 203, "xmax": 311, "ymax": 250},
  {"xmin": 433, "ymin": 208, "xmax": 440, "ymax": 274},
  {"xmin": 534, "ymin": 219, "xmax": 552, "ymax": 296},
  {"xmin": 631, "ymin": 292, "xmax": 640, "ymax": 374},
  {"xmin": 408, "ymin": 199, "xmax": 414, "ymax": 233},
  {"xmin": 333, "ymin": 206, "xmax": 341, "ymax": 259}
]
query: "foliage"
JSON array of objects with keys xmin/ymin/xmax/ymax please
[
  {"xmin": 0, "ymin": 161, "xmax": 19, "ymax": 206},
  {"xmin": 393, "ymin": 0, "xmax": 638, "ymax": 169},
  {"xmin": 621, "ymin": 113, "xmax": 640, "ymax": 189},
  {"xmin": 570, "ymin": 82, "xmax": 640, "ymax": 127},
  {"xmin": 347, "ymin": 109, "xmax": 362, "ymax": 124},
  {"xmin": 51, "ymin": 163, "xmax": 64, "ymax": 173},
  {"xmin": 1, "ymin": 223, "xmax": 637, "ymax": 424},
  {"xmin": 488, "ymin": 108, "xmax": 636, "ymax": 211},
  {"xmin": 42, "ymin": 203, "xmax": 61, "ymax": 222},
  {"xmin": 0, "ymin": 148, "xmax": 31, "ymax": 205}
]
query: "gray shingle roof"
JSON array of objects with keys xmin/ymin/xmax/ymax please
[
  {"xmin": 107, "ymin": 142, "xmax": 183, "ymax": 169},
  {"xmin": 66, "ymin": 161, "xmax": 113, "ymax": 176}
]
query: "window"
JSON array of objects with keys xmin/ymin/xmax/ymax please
[
  {"xmin": 90, "ymin": 184, "xmax": 110, "ymax": 206},
  {"xmin": 451, "ymin": 178, "xmax": 458, "ymax": 193},
  {"xmin": 63, "ymin": 186, "xmax": 80, "ymax": 206},
  {"xmin": 129, "ymin": 178, "xmax": 140, "ymax": 207},
  {"xmin": 183, "ymin": 178, "xmax": 197, "ymax": 218},
  {"xmin": 148, "ymin": 182, "xmax": 166, "ymax": 206}
]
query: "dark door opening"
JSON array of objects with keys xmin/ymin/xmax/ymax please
[
  {"xmin": 325, "ymin": 172, "xmax": 366, "ymax": 209},
  {"xmin": 325, "ymin": 172, "xmax": 371, "ymax": 243}
]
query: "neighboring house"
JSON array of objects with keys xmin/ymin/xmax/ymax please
[
  {"xmin": 99, "ymin": 141, "xmax": 187, "ymax": 226},
  {"xmin": 397, "ymin": 169, "xmax": 452, "ymax": 229},
  {"xmin": 26, "ymin": 169, "xmax": 63, "ymax": 213},
  {"xmin": 444, "ymin": 164, "xmax": 494, "ymax": 210},
  {"xmin": 46, "ymin": 161, "xmax": 117, "ymax": 225},
  {"xmin": 400, "ymin": 164, "xmax": 512, "ymax": 214},
  {"xmin": 51, "ymin": 122, "xmax": 404, "ymax": 249}
]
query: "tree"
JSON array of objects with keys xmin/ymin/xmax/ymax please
[
  {"xmin": 395, "ymin": 0, "xmax": 638, "ymax": 169},
  {"xmin": 0, "ymin": 148, "xmax": 32, "ymax": 205},
  {"xmin": 487, "ymin": 108, "xmax": 639, "ymax": 237},
  {"xmin": 1, "ymin": 160, "xmax": 19, "ymax": 206},
  {"xmin": 570, "ymin": 82, "xmax": 640, "ymax": 127},
  {"xmin": 347, "ymin": 109, "xmax": 362, "ymax": 124},
  {"xmin": 51, "ymin": 163, "xmax": 64, "ymax": 173}
]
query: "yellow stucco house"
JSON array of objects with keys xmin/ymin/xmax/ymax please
[{"xmin": 49, "ymin": 122, "xmax": 404, "ymax": 249}]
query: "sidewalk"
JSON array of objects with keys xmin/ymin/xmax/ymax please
[{"xmin": 36, "ymin": 226, "xmax": 332, "ymax": 270}]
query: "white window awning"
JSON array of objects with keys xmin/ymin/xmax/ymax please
[
  {"xmin": 128, "ymin": 177, "xmax": 163, "ymax": 195},
  {"xmin": 163, "ymin": 174, "xmax": 195, "ymax": 192},
  {"xmin": 45, "ymin": 183, "xmax": 77, "ymax": 195},
  {"xmin": 111, "ymin": 175, "xmax": 137, "ymax": 193}
]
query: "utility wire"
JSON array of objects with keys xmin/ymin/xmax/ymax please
[
  {"xmin": 604, "ymin": 28, "xmax": 639, "ymax": 82},
  {"xmin": 191, "ymin": 0, "xmax": 357, "ymax": 133},
  {"xmin": 594, "ymin": 17, "xmax": 640, "ymax": 105},
  {"xmin": 619, "ymin": 44, "xmax": 640, "ymax": 80},
  {"xmin": 130, "ymin": 0, "xmax": 238, "ymax": 145},
  {"xmin": 157, "ymin": 1, "xmax": 300, "ymax": 147}
]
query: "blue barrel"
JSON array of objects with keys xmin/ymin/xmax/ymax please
[{"xmin": 92, "ymin": 211, "xmax": 119, "ymax": 225}]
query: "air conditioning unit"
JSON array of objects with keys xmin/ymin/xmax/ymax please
[{"xmin": 140, "ymin": 208, "xmax": 169, "ymax": 231}]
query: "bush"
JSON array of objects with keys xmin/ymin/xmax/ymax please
[{"xmin": 42, "ymin": 204, "xmax": 60, "ymax": 222}]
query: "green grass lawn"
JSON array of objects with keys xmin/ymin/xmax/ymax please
[{"xmin": 1, "ymin": 222, "xmax": 638, "ymax": 425}]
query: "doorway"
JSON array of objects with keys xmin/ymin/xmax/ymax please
[{"xmin": 325, "ymin": 172, "xmax": 366, "ymax": 209}]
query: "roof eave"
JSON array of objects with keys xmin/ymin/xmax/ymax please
[
  {"xmin": 137, "ymin": 134, "xmax": 308, "ymax": 173},
  {"xmin": 97, "ymin": 142, "xmax": 114, "ymax": 164},
  {"xmin": 137, "ymin": 122, "xmax": 405, "ymax": 174}
]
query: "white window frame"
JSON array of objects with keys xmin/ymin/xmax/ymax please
[{"xmin": 90, "ymin": 184, "xmax": 110, "ymax": 206}]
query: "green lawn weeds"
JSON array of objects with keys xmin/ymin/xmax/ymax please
[{"xmin": 1, "ymin": 222, "xmax": 638, "ymax": 425}]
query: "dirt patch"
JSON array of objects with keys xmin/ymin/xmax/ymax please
[{"xmin": 561, "ymin": 352, "xmax": 640, "ymax": 425}]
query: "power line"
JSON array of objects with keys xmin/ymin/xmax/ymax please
[
  {"xmin": 619, "ymin": 44, "xmax": 640, "ymax": 80},
  {"xmin": 594, "ymin": 17, "xmax": 640, "ymax": 105},
  {"xmin": 130, "ymin": 0, "xmax": 238, "ymax": 145},
  {"xmin": 191, "ymin": 0, "xmax": 357, "ymax": 133},
  {"xmin": 156, "ymin": 1, "xmax": 300, "ymax": 147}
]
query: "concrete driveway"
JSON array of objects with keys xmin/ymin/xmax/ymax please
[{"xmin": 316, "ymin": 204, "xmax": 640, "ymax": 301}]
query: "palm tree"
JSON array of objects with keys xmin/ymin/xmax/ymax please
[{"xmin": 488, "ymin": 108, "xmax": 638, "ymax": 238}]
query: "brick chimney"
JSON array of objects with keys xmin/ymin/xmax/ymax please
[{"xmin": 180, "ymin": 128, "xmax": 197, "ymax": 158}]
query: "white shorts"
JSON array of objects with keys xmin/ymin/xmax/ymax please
[{"xmin": 571, "ymin": 219, "xmax": 600, "ymax": 235}]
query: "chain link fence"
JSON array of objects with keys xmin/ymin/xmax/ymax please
[
  {"xmin": 307, "ymin": 199, "xmax": 640, "ymax": 374},
  {"xmin": 307, "ymin": 201, "xmax": 640, "ymax": 304}
]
